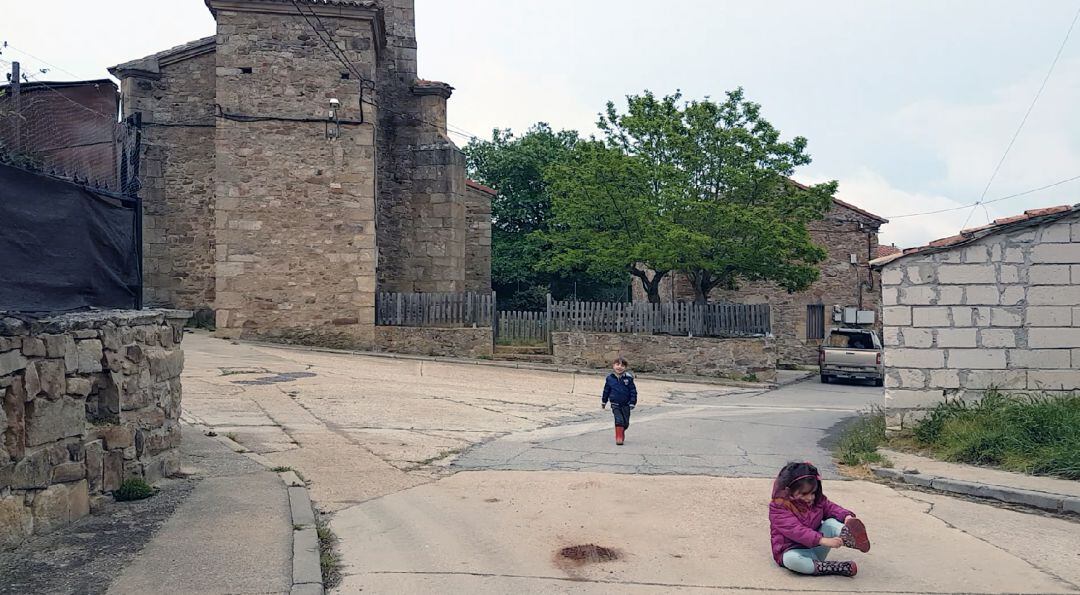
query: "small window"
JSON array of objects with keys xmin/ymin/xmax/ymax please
[
  {"xmin": 239, "ymin": 67, "xmax": 253, "ymax": 74},
  {"xmin": 806, "ymin": 304, "xmax": 825, "ymax": 340},
  {"xmin": 341, "ymin": 72, "xmax": 351, "ymax": 80}
]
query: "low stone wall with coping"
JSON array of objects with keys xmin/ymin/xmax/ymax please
[
  {"xmin": 1, "ymin": 309, "xmax": 190, "ymax": 548},
  {"xmin": 552, "ymin": 332, "xmax": 776, "ymax": 381},
  {"xmin": 373, "ymin": 326, "xmax": 494, "ymax": 359}
]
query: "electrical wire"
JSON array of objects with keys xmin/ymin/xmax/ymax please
[
  {"xmin": 959, "ymin": 4, "xmax": 1080, "ymax": 229},
  {"xmin": 884, "ymin": 173, "xmax": 1080, "ymax": 219}
]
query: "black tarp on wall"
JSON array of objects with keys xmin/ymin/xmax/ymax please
[{"xmin": 0, "ymin": 163, "xmax": 139, "ymax": 312}]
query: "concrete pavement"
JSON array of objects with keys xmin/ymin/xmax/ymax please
[
  {"xmin": 455, "ymin": 380, "xmax": 879, "ymax": 477},
  {"xmin": 175, "ymin": 334, "xmax": 1080, "ymax": 594}
]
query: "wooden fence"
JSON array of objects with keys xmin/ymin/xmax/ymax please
[
  {"xmin": 375, "ymin": 291, "xmax": 494, "ymax": 327},
  {"xmin": 495, "ymin": 310, "xmax": 548, "ymax": 345},
  {"xmin": 548, "ymin": 299, "xmax": 770, "ymax": 338}
]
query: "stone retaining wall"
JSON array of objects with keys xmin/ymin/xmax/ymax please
[
  {"xmin": 552, "ymin": 332, "xmax": 776, "ymax": 381},
  {"xmin": 1, "ymin": 309, "xmax": 190, "ymax": 548},
  {"xmin": 373, "ymin": 326, "xmax": 493, "ymax": 359}
]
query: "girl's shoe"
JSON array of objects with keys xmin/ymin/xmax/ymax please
[
  {"xmin": 841, "ymin": 517, "xmax": 871, "ymax": 552},
  {"xmin": 615, "ymin": 426, "xmax": 625, "ymax": 445},
  {"xmin": 814, "ymin": 560, "xmax": 857, "ymax": 577}
]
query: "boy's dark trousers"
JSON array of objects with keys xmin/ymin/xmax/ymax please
[{"xmin": 611, "ymin": 404, "xmax": 632, "ymax": 430}]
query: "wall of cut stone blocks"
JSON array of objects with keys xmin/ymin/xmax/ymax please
[
  {"xmin": 373, "ymin": 326, "xmax": 493, "ymax": 359},
  {"xmin": 464, "ymin": 184, "xmax": 493, "ymax": 293},
  {"xmin": 118, "ymin": 50, "xmax": 217, "ymax": 315},
  {"xmin": 0, "ymin": 309, "xmax": 189, "ymax": 549},
  {"xmin": 211, "ymin": 9, "xmax": 379, "ymax": 348},
  {"xmin": 880, "ymin": 212, "xmax": 1080, "ymax": 429}
]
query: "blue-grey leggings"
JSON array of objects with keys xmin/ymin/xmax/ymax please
[
  {"xmin": 611, "ymin": 404, "xmax": 631, "ymax": 429},
  {"xmin": 781, "ymin": 518, "xmax": 843, "ymax": 575}
]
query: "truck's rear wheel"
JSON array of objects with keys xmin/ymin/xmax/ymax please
[
  {"xmin": 874, "ymin": 377, "xmax": 884, "ymax": 387},
  {"xmin": 821, "ymin": 374, "xmax": 831, "ymax": 384}
]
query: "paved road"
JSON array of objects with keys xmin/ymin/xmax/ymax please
[
  {"xmin": 176, "ymin": 335, "xmax": 1080, "ymax": 595},
  {"xmin": 455, "ymin": 379, "xmax": 882, "ymax": 478}
]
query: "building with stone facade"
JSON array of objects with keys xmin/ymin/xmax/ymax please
[
  {"xmin": 872, "ymin": 204, "xmax": 1080, "ymax": 430},
  {"xmin": 634, "ymin": 196, "xmax": 888, "ymax": 365},
  {"xmin": 108, "ymin": 0, "xmax": 491, "ymax": 348}
]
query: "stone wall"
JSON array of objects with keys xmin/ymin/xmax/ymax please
[
  {"xmin": 210, "ymin": 4, "xmax": 380, "ymax": 347},
  {"xmin": 113, "ymin": 42, "xmax": 217, "ymax": 315},
  {"xmin": 552, "ymin": 332, "xmax": 776, "ymax": 381},
  {"xmin": 464, "ymin": 181, "xmax": 494, "ymax": 293},
  {"xmin": 1, "ymin": 309, "xmax": 190, "ymax": 548},
  {"xmin": 879, "ymin": 210, "xmax": 1080, "ymax": 429},
  {"xmin": 633, "ymin": 201, "xmax": 884, "ymax": 365},
  {"xmin": 373, "ymin": 326, "xmax": 493, "ymax": 358}
]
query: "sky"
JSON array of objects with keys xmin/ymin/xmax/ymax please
[{"xmin": 4, "ymin": 0, "xmax": 1079, "ymax": 248}]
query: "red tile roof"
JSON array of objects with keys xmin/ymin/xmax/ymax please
[
  {"xmin": 466, "ymin": 179, "xmax": 497, "ymax": 196},
  {"xmin": 875, "ymin": 244, "xmax": 901, "ymax": 259},
  {"xmin": 871, "ymin": 204, "xmax": 1080, "ymax": 267}
]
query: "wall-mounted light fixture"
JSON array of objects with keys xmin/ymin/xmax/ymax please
[{"xmin": 326, "ymin": 98, "xmax": 341, "ymax": 140}]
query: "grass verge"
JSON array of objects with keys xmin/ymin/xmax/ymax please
[
  {"xmin": 834, "ymin": 411, "xmax": 888, "ymax": 467},
  {"xmin": 908, "ymin": 391, "xmax": 1080, "ymax": 480},
  {"xmin": 315, "ymin": 513, "xmax": 343, "ymax": 590}
]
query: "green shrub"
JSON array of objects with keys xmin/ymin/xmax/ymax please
[
  {"xmin": 114, "ymin": 478, "xmax": 155, "ymax": 502},
  {"xmin": 910, "ymin": 392, "xmax": 1080, "ymax": 479},
  {"xmin": 835, "ymin": 412, "xmax": 887, "ymax": 466}
]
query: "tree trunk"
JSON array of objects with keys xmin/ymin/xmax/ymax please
[
  {"xmin": 631, "ymin": 268, "xmax": 667, "ymax": 304},
  {"xmin": 688, "ymin": 270, "xmax": 713, "ymax": 306}
]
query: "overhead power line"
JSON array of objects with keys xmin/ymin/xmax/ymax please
[
  {"xmin": 961, "ymin": 4, "xmax": 1080, "ymax": 229},
  {"xmin": 885, "ymin": 173, "xmax": 1080, "ymax": 219}
]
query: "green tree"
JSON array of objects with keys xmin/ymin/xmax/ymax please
[
  {"xmin": 542, "ymin": 89, "xmax": 835, "ymax": 304},
  {"xmin": 677, "ymin": 89, "xmax": 835, "ymax": 303},
  {"xmin": 467, "ymin": 124, "xmax": 629, "ymax": 309}
]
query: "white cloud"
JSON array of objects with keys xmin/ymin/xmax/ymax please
[{"xmin": 893, "ymin": 56, "xmax": 1080, "ymax": 197}]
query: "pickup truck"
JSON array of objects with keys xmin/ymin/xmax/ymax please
[{"xmin": 819, "ymin": 328, "xmax": 884, "ymax": 386}]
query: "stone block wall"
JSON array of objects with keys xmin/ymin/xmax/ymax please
[
  {"xmin": 115, "ymin": 45, "xmax": 217, "ymax": 314},
  {"xmin": 880, "ymin": 211, "xmax": 1080, "ymax": 429},
  {"xmin": 1, "ymin": 309, "xmax": 189, "ymax": 548},
  {"xmin": 464, "ymin": 181, "xmax": 494, "ymax": 293},
  {"xmin": 635, "ymin": 201, "xmax": 884, "ymax": 365},
  {"xmin": 552, "ymin": 332, "xmax": 776, "ymax": 381},
  {"xmin": 211, "ymin": 5, "xmax": 380, "ymax": 348},
  {"xmin": 373, "ymin": 326, "xmax": 493, "ymax": 359}
]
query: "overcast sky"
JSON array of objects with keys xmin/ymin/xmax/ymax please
[{"xmin": 4, "ymin": 1, "xmax": 1079, "ymax": 248}]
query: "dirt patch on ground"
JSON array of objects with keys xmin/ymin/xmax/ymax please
[{"xmin": 557, "ymin": 544, "xmax": 621, "ymax": 565}]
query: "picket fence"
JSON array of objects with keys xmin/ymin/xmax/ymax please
[{"xmin": 375, "ymin": 291, "xmax": 494, "ymax": 327}]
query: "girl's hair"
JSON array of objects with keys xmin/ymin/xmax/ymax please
[
  {"xmin": 613, "ymin": 356, "xmax": 629, "ymax": 367},
  {"xmin": 776, "ymin": 461, "xmax": 823, "ymax": 503}
]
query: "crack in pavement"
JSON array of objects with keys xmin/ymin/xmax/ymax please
[
  {"xmin": 347, "ymin": 570, "xmax": 1046, "ymax": 594},
  {"xmin": 895, "ymin": 489, "xmax": 1080, "ymax": 592}
]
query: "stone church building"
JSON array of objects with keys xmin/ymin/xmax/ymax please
[{"xmin": 109, "ymin": 0, "xmax": 492, "ymax": 348}]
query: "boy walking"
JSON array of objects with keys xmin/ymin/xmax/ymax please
[{"xmin": 602, "ymin": 357, "xmax": 637, "ymax": 445}]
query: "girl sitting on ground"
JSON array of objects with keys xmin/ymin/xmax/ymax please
[{"xmin": 768, "ymin": 461, "xmax": 871, "ymax": 577}]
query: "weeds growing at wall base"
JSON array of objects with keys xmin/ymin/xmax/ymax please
[{"xmin": 911, "ymin": 391, "xmax": 1080, "ymax": 480}]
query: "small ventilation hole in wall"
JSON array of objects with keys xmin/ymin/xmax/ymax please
[
  {"xmin": 240, "ymin": 67, "xmax": 253, "ymax": 74},
  {"xmin": 341, "ymin": 72, "xmax": 351, "ymax": 80}
]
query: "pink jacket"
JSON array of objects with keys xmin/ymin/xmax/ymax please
[{"xmin": 768, "ymin": 475, "xmax": 854, "ymax": 565}]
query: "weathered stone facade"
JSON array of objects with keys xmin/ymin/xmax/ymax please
[
  {"xmin": 116, "ymin": 42, "xmax": 217, "ymax": 315},
  {"xmin": 552, "ymin": 332, "xmax": 776, "ymax": 380},
  {"xmin": 109, "ymin": 0, "xmax": 492, "ymax": 348},
  {"xmin": 875, "ymin": 207, "xmax": 1080, "ymax": 430},
  {"xmin": 464, "ymin": 181, "xmax": 495, "ymax": 293},
  {"xmin": 1, "ymin": 309, "xmax": 189, "ymax": 548},
  {"xmin": 634, "ymin": 199, "xmax": 886, "ymax": 364},
  {"xmin": 373, "ymin": 326, "xmax": 493, "ymax": 359}
]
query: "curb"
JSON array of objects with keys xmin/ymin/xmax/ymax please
[
  {"xmin": 183, "ymin": 421, "xmax": 325, "ymax": 594},
  {"xmin": 872, "ymin": 467, "xmax": 1080, "ymax": 515},
  {"xmin": 231, "ymin": 337, "xmax": 777, "ymax": 390}
]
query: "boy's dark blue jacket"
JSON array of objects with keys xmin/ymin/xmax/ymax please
[{"xmin": 602, "ymin": 372, "xmax": 637, "ymax": 407}]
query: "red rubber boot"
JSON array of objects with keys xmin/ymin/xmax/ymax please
[{"xmin": 615, "ymin": 426, "xmax": 625, "ymax": 445}]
